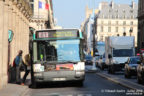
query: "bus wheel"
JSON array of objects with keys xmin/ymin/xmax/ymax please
[
  {"xmin": 31, "ymin": 79, "xmax": 38, "ymax": 88},
  {"xmin": 108, "ymin": 66, "xmax": 111, "ymax": 74},
  {"xmin": 137, "ymin": 76, "xmax": 141, "ymax": 84},
  {"xmin": 76, "ymin": 80, "xmax": 83, "ymax": 87}
]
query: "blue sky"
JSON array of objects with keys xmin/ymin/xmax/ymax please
[{"xmin": 53, "ymin": 0, "xmax": 138, "ymax": 28}]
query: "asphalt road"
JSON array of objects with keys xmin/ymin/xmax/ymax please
[
  {"xmin": 101, "ymin": 69, "xmax": 138, "ymax": 84},
  {"xmin": 22, "ymin": 73, "xmax": 142, "ymax": 96}
]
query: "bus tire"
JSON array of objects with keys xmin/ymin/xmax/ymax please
[
  {"xmin": 108, "ymin": 66, "xmax": 111, "ymax": 74},
  {"xmin": 77, "ymin": 80, "xmax": 83, "ymax": 87}
]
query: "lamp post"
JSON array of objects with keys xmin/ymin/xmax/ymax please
[{"xmin": 129, "ymin": 28, "xmax": 133, "ymax": 36}]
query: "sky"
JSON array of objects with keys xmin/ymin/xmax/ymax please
[{"xmin": 52, "ymin": 0, "xmax": 138, "ymax": 29}]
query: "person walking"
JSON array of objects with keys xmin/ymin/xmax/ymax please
[
  {"xmin": 21, "ymin": 54, "xmax": 31, "ymax": 85},
  {"xmin": 15, "ymin": 50, "xmax": 23, "ymax": 84}
]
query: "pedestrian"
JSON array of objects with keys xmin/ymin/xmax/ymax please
[
  {"xmin": 15, "ymin": 50, "xmax": 23, "ymax": 84},
  {"xmin": 21, "ymin": 54, "xmax": 31, "ymax": 86}
]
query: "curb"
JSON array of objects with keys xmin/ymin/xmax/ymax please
[
  {"xmin": 96, "ymin": 72, "xmax": 144, "ymax": 95},
  {"xmin": 96, "ymin": 73, "xmax": 135, "ymax": 90}
]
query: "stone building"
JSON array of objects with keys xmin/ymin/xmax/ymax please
[
  {"xmin": 0, "ymin": 0, "xmax": 32, "ymax": 89},
  {"xmin": 0, "ymin": 0, "xmax": 54, "ymax": 89},
  {"xmin": 81, "ymin": 7, "xmax": 99, "ymax": 54},
  {"xmin": 137, "ymin": 0, "xmax": 144, "ymax": 51},
  {"xmin": 30, "ymin": 0, "xmax": 54, "ymax": 30},
  {"xmin": 95, "ymin": 1, "xmax": 138, "ymax": 46}
]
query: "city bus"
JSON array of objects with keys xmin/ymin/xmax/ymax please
[{"xmin": 30, "ymin": 29, "xmax": 85, "ymax": 87}]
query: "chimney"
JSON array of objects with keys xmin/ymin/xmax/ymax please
[
  {"xmin": 131, "ymin": 0, "xmax": 135, "ymax": 9},
  {"xmin": 110, "ymin": 0, "xmax": 114, "ymax": 9},
  {"xmin": 99, "ymin": 2, "xmax": 108, "ymax": 10}
]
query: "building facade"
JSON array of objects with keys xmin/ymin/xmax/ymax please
[
  {"xmin": 96, "ymin": 1, "xmax": 138, "ymax": 46},
  {"xmin": 138, "ymin": 0, "xmax": 144, "ymax": 51},
  {"xmin": 0, "ymin": 0, "xmax": 32, "ymax": 89},
  {"xmin": 81, "ymin": 7, "xmax": 99, "ymax": 54},
  {"xmin": 30, "ymin": 0, "xmax": 54, "ymax": 30}
]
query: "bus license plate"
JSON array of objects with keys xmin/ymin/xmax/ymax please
[{"xmin": 53, "ymin": 78, "xmax": 66, "ymax": 81}]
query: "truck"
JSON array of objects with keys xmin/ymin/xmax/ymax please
[
  {"xmin": 105, "ymin": 36, "xmax": 135, "ymax": 74},
  {"xmin": 96, "ymin": 42, "xmax": 106, "ymax": 70}
]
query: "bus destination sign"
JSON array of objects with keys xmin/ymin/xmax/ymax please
[{"xmin": 36, "ymin": 30, "xmax": 79, "ymax": 39}]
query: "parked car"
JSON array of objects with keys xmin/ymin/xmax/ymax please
[
  {"xmin": 137, "ymin": 58, "xmax": 144, "ymax": 84},
  {"xmin": 124, "ymin": 56, "xmax": 140, "ymax": 78},
  {"xmin": 97, "ymin": 54, "xmax": 106, "ymax": 70},
  {"xmin": 85, "ymin": 55, "xmax": 93, "ymax": 65}
]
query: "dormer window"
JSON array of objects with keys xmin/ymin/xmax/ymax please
[
  {"xmin": 115, "ymin": 9, "xmax": 118, "ymax": 13},
  {"xmin": 123, "ymin": 10, "xmax": 126, "ymax": 13},
  {"xmin": 130, "ymin": 10, "xmax": 133, "ymax": 13},
  {"xmin": 109, "ymin": 9, "xmax": 111, "ymax": 13}
]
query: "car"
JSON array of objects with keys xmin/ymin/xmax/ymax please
[
  {"xmin": 124, "ymin": 56, "xmax": 140, "ymax": 78},
  {"xmin": 137, "ymin": 58, "xmax": 144, "ymax": 84},
  {"xmin": 85, "ymin": 55, "xmax": 93, "ymax": 65},
  {"xmin": 97, "ymin": 54, "xmax": 107, "ymax": 70}
]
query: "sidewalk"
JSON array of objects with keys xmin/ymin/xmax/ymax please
[
  {"xmin": 0, "ymin": 83, "xmax": 28, "ymax": 96},
  {"xmin": 0, "ymin": 72, "xmax": 31, "ymax": 96}
]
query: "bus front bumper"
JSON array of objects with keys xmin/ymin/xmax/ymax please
[{"xmin": 33, "ymin": 71, "xmax": 85, "ymax": 82}]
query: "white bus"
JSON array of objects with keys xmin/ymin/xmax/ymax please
[{"xmin": 30, "ymin": 29, "xmax": 85, "ymax": 87}]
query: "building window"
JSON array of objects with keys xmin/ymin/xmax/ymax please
[
  {"xmin": 102, "ymin": 15, "xmax": 105, "ymax": 18},
  {"xmin": 116, "ymin": 21, "xmax": 119, "ymax": 25},
  {"xmin": 101, "ymin": 21, "xmax": 104, "ymax": 25},
  {"xmin": 116, "ymin": 27, "xmax": 118, "ymax": 32},
  {"xmin": 123, "ymin": 10, "xmax": 126, "ymax": 13},
  {"xmin": 130, "ymin": 10, "xmax": 133, "ymax": 13},
  {"xmin": 123, "ymin": 21, "xmax": 126, "ymax": 25},
  {"xmin": 108, "ymin": 21, "xmax": 111, "ymax": 25},
  {"xmin": 108, "ymin": 27, "xmax": 111, "ymax": 32},
  {"xmin": 101, "ymin": 26, "xmax": 103, "ymax": 32},
  {"xmin": 123, "ymin": 15, "xmax": 126, "ymax": 19},
  {"xmin": 115, "ymin": 9, "xmax": 118, "ymax": 13},
  {"xmin": 30, "ymin": 0, "xmax": 34, "ymax": 13},
  {"xmin": 109, "ymin": 9, "xmax": 111, "ymax": 13},
  {"xmin": 131, "ymin": 15, "xmax": 134, "ymax": 19},
  {"xmin": 115, "ymin": 15, "xmax": 119, "ymax": 19},
  {"xmin": 100, "ymin": 36, "xmax": 103, "ymax": 41},
  {"xmin": 123, "ymin": 27, "xmax": 126, "ymax": 32},
  {"xmin": 130, "ymin": 21, "xmax": 133, "ymax": 25}
]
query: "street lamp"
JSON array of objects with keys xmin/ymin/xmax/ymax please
[{"xmin": 129, "ymin": 28, "xmax": 133, "ymax": 36}]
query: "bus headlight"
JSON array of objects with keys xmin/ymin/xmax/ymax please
[
  {"xmin": 75, "ymin": 71, "xmax": 85, "ymax": 77},
  {"xmin": 33, "ymin": 64, "xmax": 44, "ymax": 72},
  {"xmin": 73, "ymin": 62, "xmax": 85, "ymax": 70}
]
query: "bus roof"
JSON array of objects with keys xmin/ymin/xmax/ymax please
[{"xmin": 35, "ymin": 28, "xmax": 80, "ymax": 32}]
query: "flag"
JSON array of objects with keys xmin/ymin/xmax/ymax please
[
  {"xmin": 39, "ymin": 1, "xmax": 42, "ymax": 8},
  {"xmin": 39, "ymin": 1, "xmax": 45, "ymax": 9},
  {"xmin": 45, "ymin": 3, "xmax": 49, "ymax": 10}
]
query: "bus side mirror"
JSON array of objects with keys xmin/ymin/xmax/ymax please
[
  {"xmin": 137, "ymin": 61, "xmax": 141, "ymax": 64},
  {"xmin": 95, "ymin": 54, "xmax": 100, "ymax": 56},
  {"xmin": 108, "ymin": 54, "xmax": 112, "ymax": 59}
]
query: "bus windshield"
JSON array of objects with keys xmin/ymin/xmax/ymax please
[{"xmin": 37, "ymin": 39, "xmax": 82, "ymax": 62}]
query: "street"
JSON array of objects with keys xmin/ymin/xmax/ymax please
[
  {"xmin": 0, "ymin": 1, "xmax": 143, "ymax": 96},
  {"xmin": 21, "ymin": 73, "xmax": 140, "ymax": 96}
]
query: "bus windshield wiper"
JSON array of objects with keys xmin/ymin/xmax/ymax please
[{"xmin": 59, "ymin": 60, "xmax": 78, "ymax": 64}]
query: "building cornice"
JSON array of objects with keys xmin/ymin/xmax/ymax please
[{"xmin": 10, "ymin": 0, "xmax": 33, "ymax": 20}]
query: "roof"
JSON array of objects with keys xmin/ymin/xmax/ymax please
[{"xmin": 98, "ymin": 1, "xmax": 138, "ymax": 19}]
